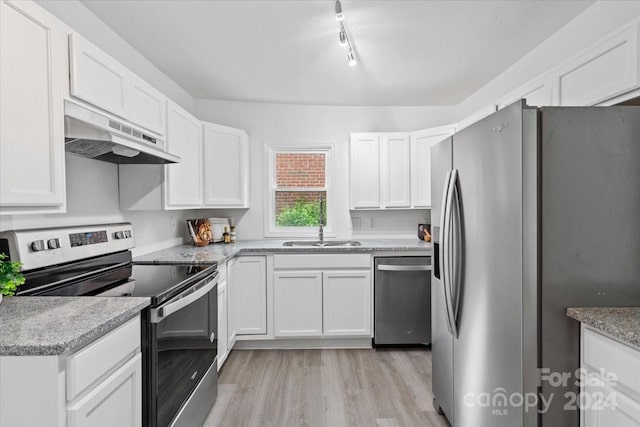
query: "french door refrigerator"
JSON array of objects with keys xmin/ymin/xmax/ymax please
[{"xmin": 430, "ymin": 100, "xmax": 640, "ymax": 427}]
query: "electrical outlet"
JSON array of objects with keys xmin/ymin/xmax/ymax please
[
  {"xmin": 171, "ymin": 217, "xmax": 177, "ymax": 232},
  {"xmin": 368, "ymin": 217, "xmax": 376, "ymax": 229},
  {"xmin": 352, "ymin": 217, "xmax": 361, "ymax": 230}
]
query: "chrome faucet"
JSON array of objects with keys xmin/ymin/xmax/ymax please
[{"xmin": 318, "ymin": 196, "xmax": 325, "ymax": 242}]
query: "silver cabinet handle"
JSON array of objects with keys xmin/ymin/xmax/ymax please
[
  {"xmin": 377, "ymin": 265, "xmax": 432, "ymax": 272},
  {"xmin": 150, "ymin": 273, "xmax": 218, "ymax": 323}
]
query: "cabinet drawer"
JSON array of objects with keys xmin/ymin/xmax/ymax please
[
  {"xmin": 583, "ymin": 327, "xmax": 640, "ymax": 396},
  {"xmin": 273, "ymin": 254, "xmax": 371, "ymax": 270},
  {"xmin": 67, "ymin": 316, "xmax": 141, "ymax": 401}
]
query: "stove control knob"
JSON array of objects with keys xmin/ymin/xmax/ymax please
[
  {"xmin": 31, "ymin": 240, "xmax": 46, "ymax": 252},
  {"xmin": 124, "ymin": 230, "xmax": 132, "ymax": 238},
  {"xmin": 47, "ymin": 239, "xmax": 61, "ymax": 250},
  {"xmin": 114, "ymin": 231, "xmax": 125, "ymax": 240}
]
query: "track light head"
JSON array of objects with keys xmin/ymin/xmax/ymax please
[
  {"xmin": 339, "ymin": 30, "xmax": 347, "ymax": 47},
  {"xmin": 347, "ymin": 50, "xmax": 356, "ymax": 67},
  {"xmin": 335, "ymin": 0, "xmax": 344, "ymax": 21}
]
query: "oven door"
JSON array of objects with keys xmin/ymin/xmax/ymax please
[{"xmin": 149, "ymin": 272, "xmax": 218, "ymax": 427}]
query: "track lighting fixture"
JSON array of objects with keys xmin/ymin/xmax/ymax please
[{"xmin": 334, "ymin": 2, "xmax": 356, "ymax": 66}]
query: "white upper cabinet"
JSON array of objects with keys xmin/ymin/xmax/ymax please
[
  {"xmin": 69, "ymin": 33, "xmax": 128, "ymax": 118},
  {"xmin": 164, "ymin": 101, "xmax": 202, "ymax": 208},
  {"xmin": 202, "ymin": 122, "xmax": 249, "ymax": 208},
  {"xmin": 0, "ymin": 0, "xmax": 66, "ymax": 214},
  {"xmin": 119, "ymin": 117, "xmax": 250, "ymax": 211},
  {"xmin": 410, "ymin": 125, "xmax": 455, "ymax": 208},
  {"xmin": 349, "ymin": 133, "xmax": 381, "ymax": 209},
  {"xmin": 128, "ymin": 76, "xmax": 167, "ymax": 135},
  {"xmin": 554, "ymin": 23, "xmax": 640, "ymax": 106},
  {"xmin": 350, "ymin": 130, "xmax": 453, "ymax": 210},
  {"xmin": 380, "ymin": 134, "xmax": 411, "ymax": 208},
  {"xmin": 69, "ymin": 33, "xmax": 167, "ymax": 136}
]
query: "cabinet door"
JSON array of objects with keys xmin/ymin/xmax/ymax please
[
  {"xmin": 217, "ymin": 280, "xmax": 228, "ymax": 371},
  {"xmin": 164, "ymin": 101, "xmax": 202, "ymax": 208},
  {"xmin": 554, "ymin": 23, "xmax": 640, "ymax": 106},
  {"xmin": 583, "ymin": 373, "xmax": 640, "ymax": 427},
  {"xmin": 349, "ymin": 134, "xmax": 380, "ymax": 209},
  {"xmin": 67, "ymin": 353, "xmax": 142, "ymax": 427},
  {"xmin": 224, "ymin": 262, "xmax": 237, "ymax": 349},
  {"xmin": 380, "ymin": 134, "xmax": 411, "ymax": 208},
  {"xmin": 128, "ymin": 76, "xmax": 166, "ymax": 136},
  {"xmin": 0, "ymin": 0, "xmax": 65, "ymax": 212},
  {"xmin": 229, "ymin": 257, "xmax": 266, "ymax": 335},
  {"xmin": 273, "ymin": 271, "xmax": 323, "ymax": 337},
  {"xmin": 410, "ymin": 126, "xmax": 455, "ymax": 208},
  {"xmin": 69, "ymin": 33, "xmax": 128, "ymax": 118},
  {"xmin": 202, "ymin": 122, "xmax": 249, "ymax": 207},
  {"xmin": 322, "ymin": 271, "xmax": 372, "ymax": 337}
]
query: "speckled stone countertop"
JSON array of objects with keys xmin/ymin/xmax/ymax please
[
  {"xmin": 0, "ymin": 297, "xmax": 150, "ymax": 356},
  {"xmin": 567, "ymin": 307, "xmax": 640, "ymax": 348},
  {"xmin": 134, "ymin": 239, "xmax": 432, "ymax": 265}
]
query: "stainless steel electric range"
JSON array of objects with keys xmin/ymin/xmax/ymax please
[{"xmin": 0, "ymin": 223, "xmax": 218, "ymax": 427}]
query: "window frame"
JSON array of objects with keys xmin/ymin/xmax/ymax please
[{"xmin": 264, "ymin": 145, "xmax": 334, "ymax": 238}]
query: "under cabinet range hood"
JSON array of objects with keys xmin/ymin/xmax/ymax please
[{"xmin": 63, "ymin": 101, "xmax": 180, "ymax": 164}]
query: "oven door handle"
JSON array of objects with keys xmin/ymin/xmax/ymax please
[{"xmin": 150, "ymin": 273, "xmax": 218, "ymax": 323}]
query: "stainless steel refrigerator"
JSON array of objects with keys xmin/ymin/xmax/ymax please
[{"xmin": 430, "ymin": 100, "xmax": 640, "ymax": 427}]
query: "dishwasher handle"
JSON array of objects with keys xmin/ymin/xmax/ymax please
[{"xmin": 377, "ymin": 264, "xmax": 431, "ymax": 272}]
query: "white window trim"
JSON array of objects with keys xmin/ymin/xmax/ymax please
[{"xmin": 264, "ymin": 145, "xmax": 335, "ymax": 238}]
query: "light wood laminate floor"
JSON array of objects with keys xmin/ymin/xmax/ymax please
[{"xmin": 204, "ymin": 348, "xmax": 450, "ymax": 427}]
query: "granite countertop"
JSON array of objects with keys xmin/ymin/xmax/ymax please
[
  {"xmin": 0, "ymin": 297, "xmax": 150, "ymax": 356},
  {"xmin": 567, "ymin": 307, "xmax": 640, "ymax": 348},
  {"xmin": 134, "ymin": 239, "xmax": 432, "ymax": 265}
]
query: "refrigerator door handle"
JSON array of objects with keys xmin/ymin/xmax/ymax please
[
  {"xmin": 450, "ymin": 169, "xmax": 462, "ymax": 327},
  {"xmin": 443, "ymin": 170, "xmax": 459, "ymax": 338},
  {"xmin": 440, "ymin": 170, "xmax": 453, "ymax": 335}
]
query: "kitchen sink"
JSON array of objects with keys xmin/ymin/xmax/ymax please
[{"xmin": 283, "ymin": 240, "xmax": 362, "ymax": 247}]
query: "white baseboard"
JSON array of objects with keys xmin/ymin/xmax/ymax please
[{"xmin": 234, "ymin": 337, "xmax": 373, "ymax": 350}]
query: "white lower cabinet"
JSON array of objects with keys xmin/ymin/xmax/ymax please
[
  {"xmin": 273, "ymin": 271, "xmax": 323, "ymax": 337},
  {"xmin": 229, "ymin": 256, "xmax": 267, "ymax": 335},
  {"xmin": 322, "ymin": 271, "xmax": 371, "ymax": 337},
  {"xmin": 581, "ymin": 325, "xmax": 640, "ymax": 427},
  {"xmin": 0, "ymin": 316, "xmax": 142, "ymax": 427},
  {"xmin": 217, "ymin": 278, "xmax": 229, "ymax": 370},
  {"xmin": 272, "ymin": 255, "xmax": 372, "ymax": 339},
  {"xmin": 67, "ymin": 353, "xmax": 142, "ymax": 427}
]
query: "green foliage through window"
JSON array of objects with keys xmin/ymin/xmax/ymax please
[{"xmin": 276, "ymin": 199, "xmax": 327, "ymax": 227}]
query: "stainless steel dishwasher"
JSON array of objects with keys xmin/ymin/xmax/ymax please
[{"xmin": 374, "ymin": 257, "xmax": 431, "ymax": 346}]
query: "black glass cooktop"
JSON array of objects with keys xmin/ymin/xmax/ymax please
[{"xmin": 103, "ymin": 263, "xmax": 217, "ymax": 305}]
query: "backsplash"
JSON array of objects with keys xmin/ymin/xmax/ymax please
[{"xmin": 350, "ymin": 209, "xmax": 430, "ymax": 239}]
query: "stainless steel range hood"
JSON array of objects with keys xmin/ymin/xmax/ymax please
[{"xmin": 64, "ymin": 100, "xmax": 180, "ymax": 164}]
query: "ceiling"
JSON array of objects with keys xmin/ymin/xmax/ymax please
[{"xmin": 80, "ymin": 0, "xmax": 593, "ymax": 106}]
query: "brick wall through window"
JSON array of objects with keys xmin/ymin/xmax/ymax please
[{"xmin": 276, "ymin": 153, "xmax": 325, "ymax": 188}]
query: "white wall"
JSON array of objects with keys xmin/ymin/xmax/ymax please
[
  {"xmin": 456, "ymin": 1, "xmax": 640, "ymax": 120},
  {"xmin": 195, "ymin": 99, "xmax": 455, "ymax": 239},
  {"xmin": 37, "ymin": 0, "xmax": 194, "ymax": 113}
]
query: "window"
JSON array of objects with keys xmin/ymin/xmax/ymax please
[{"xmin": 266, "ymin": 147, "xmax": 332, "ymax": 237}]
